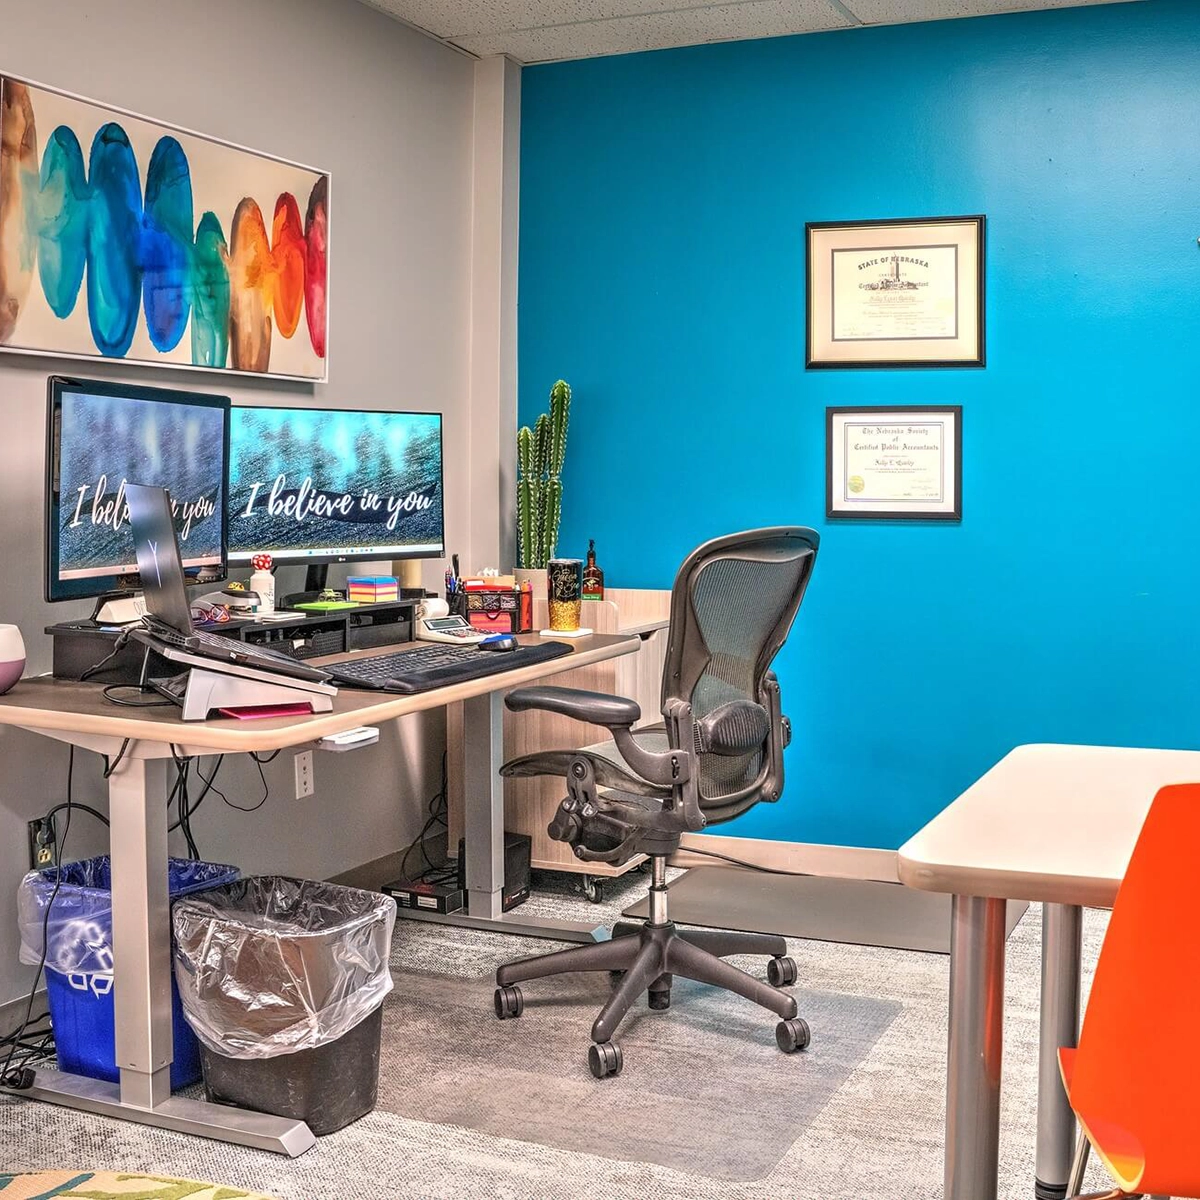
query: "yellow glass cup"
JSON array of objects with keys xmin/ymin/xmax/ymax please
[{"xmin": 548, "ymin": 558, "xmax": 583, "ymax": 632}]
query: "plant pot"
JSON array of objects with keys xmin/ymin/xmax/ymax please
[{"xmin": 514, "ymin": 568, "xmax": 547, "ymax": 600}]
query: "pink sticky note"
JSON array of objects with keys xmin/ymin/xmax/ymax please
[{"xmin": 218, "ymin": 703, "xmax": 313, "ymax": 720}]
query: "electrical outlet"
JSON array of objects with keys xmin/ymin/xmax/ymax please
[
  {"xmin": 293, "ymin": 750, "xmax": 314, "ymax": 799},
  {"xmin": 28, "ymin": 818, "xmax": 56, "ymax": 870}
]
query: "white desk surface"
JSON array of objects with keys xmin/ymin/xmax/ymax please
[
  {"xmin": 0, "ymin": 632, "xmax": 638, "ymax": 756},
  {"xmin": 897, "ymin": 743, "xmax": 1200, "ymax": 908}
]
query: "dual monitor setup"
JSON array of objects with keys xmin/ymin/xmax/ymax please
[{"xmin": 45, "ymin": 375, "xmax": 446, "ymax": 610}]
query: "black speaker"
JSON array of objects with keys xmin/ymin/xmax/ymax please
[{"xmin": 456, "ymin": 832, "xmax": 531, "ymax": 912}]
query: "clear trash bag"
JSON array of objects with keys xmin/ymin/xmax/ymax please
[
  {"xmin": 18, "ymin": 856, "xmax": 239, "ymax": 975},
  {"xmin": 172, "ymin": 875, "xmax": 396, "ymax": 1060}
]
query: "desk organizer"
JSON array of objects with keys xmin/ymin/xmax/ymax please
[{"xmin": 462, "ymin": 585, "xmax": 533, "ymax": 634}]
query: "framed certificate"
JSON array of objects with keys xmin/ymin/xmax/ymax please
[
  {"xmin": 806, "ymin": 216, "xmax": 985, "ymax": 368},
  {"xmin": 826, "ymin": 406, "xmax": 962, "ymax": 520}
]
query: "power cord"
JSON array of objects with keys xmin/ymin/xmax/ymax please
[
  {"xmin": 102, "ymin": 684, "xmax": 171, "ymax": 707},
  {"xmin": 101, "ymin": 739, "xmax": 132, "ymax": 779},
  {"xmin": 78, "ymin": 631, "xmax": 134, "ymax": 683},
  {"xmin": 396, "ymin": 752, "xmax": 455, "ymax": 886},
  {"xmin": 1, "ymin": 747, "xmax": 76, "ymax": 1089},
  {"xmin": 671, "ymin": 845, "xmax": 815, "ymax": 879}
]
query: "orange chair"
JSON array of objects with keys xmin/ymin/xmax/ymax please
[{"xmin": 1058, "ymin": 781, "xmax": 1200, "ymax": 1200}]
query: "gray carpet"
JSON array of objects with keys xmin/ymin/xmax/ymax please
[{"xmin": 0, "ymin": 867, "xmax": 1120, "ymax": 1200}]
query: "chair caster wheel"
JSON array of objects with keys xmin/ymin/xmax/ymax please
[
  {"xmin": 581, "ymin": 876, "xmax": 604, "ymax": 904},
  {"xmin": 776, "ymin": 1017, "xmax": 810, "ymax": 1053},
  {"xmin": 649, "ymin": 988, "xmax": 671, "ymax": 1010},
  {"xmin": 768, "ymin": 955, "xmax": 798, "ymax": 987},
  {"xmin": 494, "ymin": 985, "xmax": 523, "ymax": 1019},
  {"xmin": 588, "ymin": 1040, "xmax": 623, "ymax": 1079}
]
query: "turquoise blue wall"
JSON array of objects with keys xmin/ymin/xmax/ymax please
[{"xmin": 518, "ymin": 0, "xmax": 1200, "ymax": 849}]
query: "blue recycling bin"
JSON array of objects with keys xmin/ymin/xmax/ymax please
[{"xmin": 18, "ymin": 856, "xmax": 239, "ymax": 1089}]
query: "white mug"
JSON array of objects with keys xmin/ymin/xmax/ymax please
[{"xmin": 0, "ymin": 624, "xmax": 26, "ymax": 695}]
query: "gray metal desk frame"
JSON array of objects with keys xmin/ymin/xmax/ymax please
[{"xmin": 0, "ymin": 632, "xmax": 637, "ymax": 1156}]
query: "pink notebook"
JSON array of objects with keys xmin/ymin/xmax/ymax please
[{"xmin": 218, "ymin": 703, "xmax": 313, "ymax": 720}]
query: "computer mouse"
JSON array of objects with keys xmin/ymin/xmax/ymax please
[{"xmin": 478, "ymin": 634, "xmax": 519, "ymax": 652}]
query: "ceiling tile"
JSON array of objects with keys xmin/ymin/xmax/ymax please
[
  {"xmin": 843, "ymin": 0, "xmax": 1132, "ymax": 24},
  {"xmin": 453, "ymin": 0, "xmax": 854, "ymax": 62},
  {"xmin": 364, "ymin": 0, "xmax": 850, "ymax": 40}
]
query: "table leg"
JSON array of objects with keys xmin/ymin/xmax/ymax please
[
  {"xmin": 1035, "ymin": 903, "xmax": 1083, "ymax": 1200},
  {"xmin": 946, "ymin": 894, "xmax": 1007, "ymax": 1200},
  {"xmin": 4, "ymin": 751, "xmax": 316, "ymax": 1155},
  {"xmin": 109, "ymin": 757, "xmax": 173, "ymax": 1109},
  {"xmin": 397, "ymin": 690, "xmax": 607, "ymax": 942}
]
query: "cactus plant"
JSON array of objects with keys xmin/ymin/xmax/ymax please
[{"xmin": 516, "ymin": 380, "xmax": 571, "ymax": 569}]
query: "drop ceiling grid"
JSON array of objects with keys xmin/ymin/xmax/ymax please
[
  {"xmin": 357, "ymin": 0, "xmax": 1136, "ymax": 64},
  {"xmin": 456, "ymin": 0, "xmax": 853, "ymax": 59}
]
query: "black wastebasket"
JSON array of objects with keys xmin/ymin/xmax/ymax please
[{"xmin": 172, "ymin": 876, "xmax": 396, "ymax": 1135}]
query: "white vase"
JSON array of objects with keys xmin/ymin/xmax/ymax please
[{"xmin": 0, "ymin": 624, "xmax": 26, "ymax": 694}]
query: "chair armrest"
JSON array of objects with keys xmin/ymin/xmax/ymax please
[{"xmin": 505, "ymin": 686, "xmax": 641, "ymax": 729}]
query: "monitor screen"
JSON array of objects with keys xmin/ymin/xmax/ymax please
[
  {"xmin": 45, "ymin": 376, "xmax": 230, "ymax": 603},
  {"xmin": 227, "ymin": 405, "xmax": 444, "ymax": 564}
]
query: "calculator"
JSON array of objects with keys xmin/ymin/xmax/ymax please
[{"xmin": 416, "ymin": 614, "xmax": 488, "ymax": 644}]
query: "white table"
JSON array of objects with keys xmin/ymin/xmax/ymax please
[
  {"xmin": 0, "ymin": 632, "xmax": 637, "ymax": 1155},
  {"xmin": 898, "ymin": 743, "xmax": 1200, "ymax": 1200}
]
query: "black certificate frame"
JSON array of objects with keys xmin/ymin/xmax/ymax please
[
  {"xmin": 806, "ymin": 216, "xmax": 986, "ymax": 369},
  {"xmin": 826, "ymin": 405, "xmax": 963, "ymax": 521}
]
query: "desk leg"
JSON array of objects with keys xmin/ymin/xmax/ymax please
[
  {"xmin": 946, "ymin": 894, "xmax": 1006, "ymax": 1200},
  {"xmin": 1035, "ymin": 903, "xmax": 1082, "ymax": 1200},
  {"xmin": 4, "ymin": 752, "xmax": 315, "ymax": 1156},
  {"xmin": 110, "ymin": 757, "xmax": 173, "ymax": 1109},
  {"xmin": 397, "ymin": 691, "xmax": 607, "ymax": 942}
]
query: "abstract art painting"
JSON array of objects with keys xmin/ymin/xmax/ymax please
[{"xmin": 0, "ymin": 74, "xmax": 329, "ymax": 380}]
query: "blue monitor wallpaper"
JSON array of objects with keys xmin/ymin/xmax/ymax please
[
  {"xmin": 228, "ymin": 407, "xmax": 444, "ymax": 560},
  {"xmin": 55, "ymin": 388, "xmax": 226, "ymax": 580}
]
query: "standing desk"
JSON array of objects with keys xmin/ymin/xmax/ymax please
[
  {"xmin": 0, "ymin": 631, "xmax": 637, "ymax": 1156},
  {"xmin": 898, "ymin": 743, "xmax": 1200, "ymax": 1200}
]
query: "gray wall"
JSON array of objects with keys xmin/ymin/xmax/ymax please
[{"xmin": 0, "ymin": 0, "xmax": 475, "ymax": 1005}]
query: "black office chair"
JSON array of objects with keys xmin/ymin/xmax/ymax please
[{"xmin": 493, "ymin": 527, "xmax": 820, "ymax": 1078}]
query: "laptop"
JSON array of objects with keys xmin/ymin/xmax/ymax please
[{"xmin": 124, "ymin": 483, "xmax": 330, "ymax": 684}]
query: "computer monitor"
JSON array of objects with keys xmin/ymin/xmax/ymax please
[
  {"xmin": 227, "ymin": 405, "xmax": 444, "ymax": 588},
  {"xmin": 45, "ymin": 376, "xmax": 230, "ymax": 604}
]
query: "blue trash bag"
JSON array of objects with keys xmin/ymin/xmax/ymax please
[
  {"xmin": 18, "ymin": 856, "xmax": 239, "ymax": 973},
  {"xmin": 16, "ymin": 855, "xmax": 239, "ymax": 1089}
]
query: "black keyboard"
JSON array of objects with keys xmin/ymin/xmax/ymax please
[
  {"xmin": 141, "ymin": 620, "xmax": 330, "ymax": 683},
  {"xmin": 327, "ymin": 641, "xmax": 572, "ymax": 694}
]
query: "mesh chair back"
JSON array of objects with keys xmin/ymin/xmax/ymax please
[{"xmin": 662, "ymin": 528, "xmax": 818, "ymax": 813}]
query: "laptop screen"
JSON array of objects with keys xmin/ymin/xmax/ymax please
[{"xmin": 125, "ymin": 483, "xmax": 196, "ymax": 636}]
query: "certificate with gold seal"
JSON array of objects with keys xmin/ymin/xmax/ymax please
[
  {"xmin": 826, "ymin": 406, "xmax": 962, "ymax": 520},
  {"xmin": 807, "ymin": 217, "xmax": 985, "ymax": 368}
]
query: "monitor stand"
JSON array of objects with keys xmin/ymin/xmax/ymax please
[
  {"xmin": 282, "ymin": 564, "xmax": 331, "ymax": 608},
  {"xmin": 91, "ymin": 591, "xmax": 148, "ymax": 626}
]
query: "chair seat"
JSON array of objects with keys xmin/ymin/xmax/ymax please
[
  {"xmin": 584, "ymin": 725, "xmax": 670, "ymax": 762},
  {"xmin": 586, "ymin": 727, "xmax": 672, "ymax": 806},
  {"xmin": 501, "ymin": 726, "xmax": 675, "ymax": 802},
  {"xmin": 1059, "ymin": 1043, "xmax": 1198, "ymax": 1196}
]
